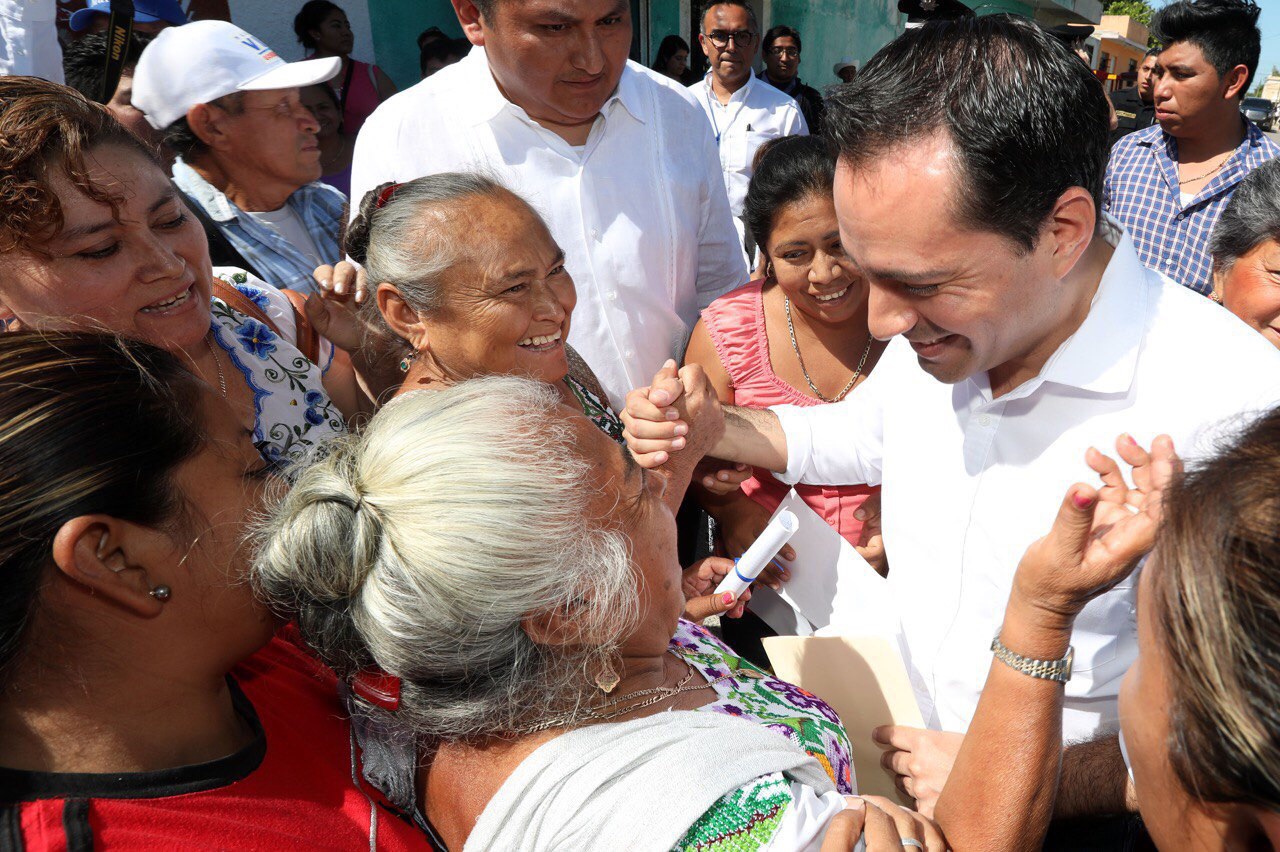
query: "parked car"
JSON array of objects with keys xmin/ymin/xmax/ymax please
[{"xmin": 1242, "ymin": 97, "xmax": 1275, "ymax": 131}]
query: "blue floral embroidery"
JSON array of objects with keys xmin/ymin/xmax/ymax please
[
  {"xmin": 235, "ymin": 319, "xmax": 278, "ymax": 359},
  {"xmin": 233, "ymin": 283, "xmax": 272, "ymax": 311}
]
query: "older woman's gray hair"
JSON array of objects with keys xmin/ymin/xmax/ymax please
[
  {"xmin": 253, "ymin": 376, "xmax": 637, "ymax": 739},
  {"xmin": 343, "ymin": 172, "xmax": 526, "ymax": 320},
  {"xmin": 1211, "ymin": 158, "xmax": 1280, "ymax": 275}
]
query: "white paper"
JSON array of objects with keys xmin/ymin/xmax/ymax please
[{"xmin": 748, "ymin": 491, "xmax": 902, "ymax": 641}]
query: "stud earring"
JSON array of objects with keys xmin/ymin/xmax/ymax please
[{"xmin": 149, "ymin": 585, "xmax": 172, "ymax": 602}]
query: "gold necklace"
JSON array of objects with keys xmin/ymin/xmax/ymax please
[
  {"xmin": 513, "ymin": 656, "xmax": 734, "ymax": 736},
  {"xmin": 1178, "ymin": 154, "xmax": 1233, "ymax": 186},
  {"xmin": 204, "ymin": 333, "xmax": 227, "ymax": 399},
  {"xmin": 784, "ymin": 294, "xmax": 873, "ymax": 403}
]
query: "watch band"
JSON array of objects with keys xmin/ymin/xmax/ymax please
[{"xmin": 990, "ymin": 634, "xmax": 1074, "ymax": 683}]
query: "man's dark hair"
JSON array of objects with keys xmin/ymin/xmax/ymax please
[
  {"xmin": 1144, "ymin": 46, "xmax": 1162, "ymax": 60},
  {"xmin": 1152, "ymin": 0, "xmax": 1261, "ymax": 97},
  {"xmin": 700, "ymin": 0, "xmax": 758, "ymax": 33},
  {"xmin": 763, "ymin": 25, "xmax": 801, "ymax": 53},
  {"xmin": 162, "ymin": 92, "xmax": 245, "ymax": 161},
  {"xmin": 824, "ymin": 14, "xmax": 1109, "ymax": 253},
  {"xmin": 61, "ymin": 31, "xmax": 146, "ymax": 101}
]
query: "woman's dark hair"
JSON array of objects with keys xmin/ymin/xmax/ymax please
[
  {"xmin": 0, "ymin": 76, "xmax": 157, "ymax": 254},
  {"xmin": 1211, "ymin": 158, "xmax": 1280, "ymax": 274},
  {"xmin": 1152, "ymin": 0, "xmax": 1261, "ymax": 98},
  {"xmin": 824, "ymin": 14, "xmax": 1109, "ymax": 253},
  {"xmin": 293, "ymin": 0, "xmax": 343, "ymax": 51},
  {"xmin": 744, "ymin": 135, "xmax": 837, "ymax": 257},
  {"xmin": 1153, "ymin": 405, "xmax": 1280, "ymax": 811},
  {"xmin": 0, "ymin": 332, "xmax": 205, "ymax": 682},
  {"xmin": 652, "ymin": 35, "xmax": 690, "ymax": 73}
]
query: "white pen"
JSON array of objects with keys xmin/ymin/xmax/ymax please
[{"xmin": 714, "ymin": 510, "xmax": 799, "ymax": 599}]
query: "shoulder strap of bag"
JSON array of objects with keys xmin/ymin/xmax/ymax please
[{"xmin": 210, "ymin": 279, "xmax": 322, "ymax": 366}]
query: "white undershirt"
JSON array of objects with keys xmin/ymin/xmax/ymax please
[
  {"xmin": 1180, "ymin": 191, "xmax": 1195, "ymax": 207},
  {"xmin": 245, "ymin": 205, "xmax": 324, "ymax": 270}
]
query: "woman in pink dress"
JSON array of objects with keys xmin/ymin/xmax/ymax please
[
  {"xmin": 685, "ymin": 135, "xmax": 887, "ymax": 566},
  {"xmin": 294, "ymin": 1, "xmax": 397, "ymax": 138}
]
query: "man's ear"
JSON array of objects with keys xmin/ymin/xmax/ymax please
[
  {"xmin": 186, "ymin": 103, "xmax": 231, "ymax": 152},
  {"xmin": 1223, "ymin": 64, "xmax": 1250, "ymax": 101},
  {"xmin": 50, "ymin": 516, "xmax": 164, "ymax": 618},
  {"xmin": 1044, "ymin": 186, "xmax": 1097, "ymax": 281},
  {"xmin": 451, "ymin": 0, "xmax": 486, "ymax": 47},
  {"xmin": 376, "ymin": 283, "xmax": 432, "ymax": 353}
]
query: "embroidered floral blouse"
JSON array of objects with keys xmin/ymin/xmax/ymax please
[{"xmin": 209, "ymin": 268, "xmax": 346, "ymax": 464}]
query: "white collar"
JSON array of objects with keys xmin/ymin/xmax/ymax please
[
  {"xmin": 699, "ymin": 71, "xmax": 757, "ymax": 106},
  {"xmin": 1033, "ymin": 215, "xmax": 1147, "ymax": 396},
  {"xmin": 454, "ymin": 47, "xmax": 646, "ymax": 128}
]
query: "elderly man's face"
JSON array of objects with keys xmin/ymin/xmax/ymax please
[
  {"xmin": 699, "ymin": 3, "xmax": 757, "ymax": 90},
  {"xmin": 462, "ymin": 0, "xmax": 632, "ymax": 129},
  {"xmin": 212, "ymin": 88, "xmax": 322, "ymax": 189}
]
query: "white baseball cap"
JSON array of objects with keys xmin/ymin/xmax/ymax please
[{"xmin": 133, "ymin": 20, "xmax": 342, "ymax": 130}]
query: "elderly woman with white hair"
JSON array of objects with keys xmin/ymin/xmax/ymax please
[
  {"xmin": 253, "ymin": 378, "xmax": 945, "ymax": 851},
  {"xmin": 1212, "ymin": 158, "xmax": 1280, "ymax": 350}
]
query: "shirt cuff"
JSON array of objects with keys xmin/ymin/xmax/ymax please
[{"xmin": 770, "ymin": 404, "xmax": 812, "ymax": 486}]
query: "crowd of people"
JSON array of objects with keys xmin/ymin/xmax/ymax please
[{"xmin": 1, "ymin": 0, "xmax": 1279, "ymax": 849}]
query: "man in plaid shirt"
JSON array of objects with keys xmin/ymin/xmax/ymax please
[{"xmin": 1104, "ymin": 0, "xmax": 1276, "ymax": 296}]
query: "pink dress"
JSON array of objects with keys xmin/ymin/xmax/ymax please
[{"xmin": 700, "ymin": 280, "xmax": 878, "ymax": 547}]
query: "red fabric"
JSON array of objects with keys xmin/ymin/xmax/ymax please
[
  {"xmin": 701, "ymin": 280, "xmax": 879, "ymax": 547},
  {"xmin": 341, "ymin": 60, "xmax": 382, "ymax": 137},
  {"xmin": 11, "ymin": 635, "xmax": 429, "ymax": 851}
]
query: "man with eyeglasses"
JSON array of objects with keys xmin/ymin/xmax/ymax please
[
  {"xmin": 690, "ymin": 0, "xmax": 807, "ymax": 253},
  {"xmin": 758, "ymin": 25, "xmax": 825, "ymax": 134}
]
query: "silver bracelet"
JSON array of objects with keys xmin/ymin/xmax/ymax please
[{"xmin": 990, "ymin": 633, "xmax": 1074, "ymax": 683}]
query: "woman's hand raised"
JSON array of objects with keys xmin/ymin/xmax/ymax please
[{"xmin": 1013, "ymin": 433, "xmax": 1180, "ymax": 629}]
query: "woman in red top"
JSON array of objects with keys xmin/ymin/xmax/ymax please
[
  {"xmin": 685, "ymin": 136, "xmax": 888, "ymax": 565},
  {"xmin": 295, "ymin": 0, "xmax": 398, "ymax": 138},
  {"xmin": 0, "ymin": 333, "xmax": 426, "ymax": 851}
]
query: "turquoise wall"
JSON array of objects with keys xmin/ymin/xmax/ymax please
[
  {"xmin": 368, "ymin": 0, "xmax": 460, "ymax": 89},
  {"xmin": 766, "ymin": 0, "xmax": 904, "ymax": 87},
  {"xmin": 648, "ymin": 2, "xmax": 686, "ymax": 63},
  {"xmin": 365, "ymin": 1, "xmax": 906, "ymax": 91}
]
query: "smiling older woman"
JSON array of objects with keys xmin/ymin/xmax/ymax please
[
  {"xmin": 254, "ymin": 377, "xmax": 945, "ymax": 851},
  {"xmin": 1211, "ymin": 158, "xmax": 1280, "ymax": 350},
  {"xmin": 344, "ymin": 174, "xmax": 625, "ymax": 441}
]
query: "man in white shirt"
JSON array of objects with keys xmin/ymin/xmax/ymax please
[
  {"xmin": 0, "ymin": 0, "xmax": 61, "ymax": 83},
  {"xmin": 623, "ymin": 15, "xmax": 1280, "ymax": 821},
  {"xmin": 350, "ymin": 0, "xmax": 746, "ymax": 408},
  {"xmin": 689, "ymin": 1, "xmax": 807, "ymax": 240}
]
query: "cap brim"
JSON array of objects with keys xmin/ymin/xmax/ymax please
[
  {"xmin": 238, "ymin": 56, "xmax": 342, "ymax": 92},
  {"xmin": 68, "ymin": 8, "xmax": 106, "ymax": 31}
]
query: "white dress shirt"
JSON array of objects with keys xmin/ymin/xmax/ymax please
[
  {"xmin": 0, "ymin": 0, "xmax": 62, "ymax": 84},
  {"xmin": 773, "ymin": 222, "xmax": 1280, "ymax": 743},
  {"xmin": 688, "ymin": 73, "xmax": 808, "ymax": 219},
  {"xmin": 350, "ymin": 48, "xmax": 747, "ymax": 408}
]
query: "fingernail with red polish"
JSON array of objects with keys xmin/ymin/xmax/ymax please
[
  {"xmin": 722, "ymin": 592, "xmax": 734, "ymax": 605},
  {"xmin": 1073, "ymin": 492, "xmax": 1095, "ymax": 509}
]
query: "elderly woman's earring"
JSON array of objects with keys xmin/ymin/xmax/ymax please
[
  {"xmin": 149, "ymin": 584, "xmax": 172, "ymax": 602},
  {"xmin": 398, "ymin": 352, "xmax": 414, "ymax": 373},
  {"xmin": 595, "ymin": 661, "xmax": 620, "ymax": 694}
]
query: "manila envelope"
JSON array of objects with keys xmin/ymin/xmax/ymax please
[{"xmin": 764, "ymin": 634, "xmax": 924, "ymax": 805}]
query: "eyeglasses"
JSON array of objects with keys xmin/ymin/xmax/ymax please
[
  {"xmin": 767, "ymin": 46, "xmax": 800, "ymax": 58},
  {"xmin": 705, "ymin": 29, "xmax": 757, "ymax": 49}
]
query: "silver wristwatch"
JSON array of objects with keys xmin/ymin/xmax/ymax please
[{"xmin": 990, "ymin": 634, "xmax": 1074, "ymax": 683}]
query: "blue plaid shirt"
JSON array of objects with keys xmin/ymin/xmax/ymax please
[
  {"xmin": 1104, "ymin": 121, "xmax": 1279, "ymax": 295},
  {"xmin": 173, "ymin": 158, "xmax": 346, "ymax": 294}
]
